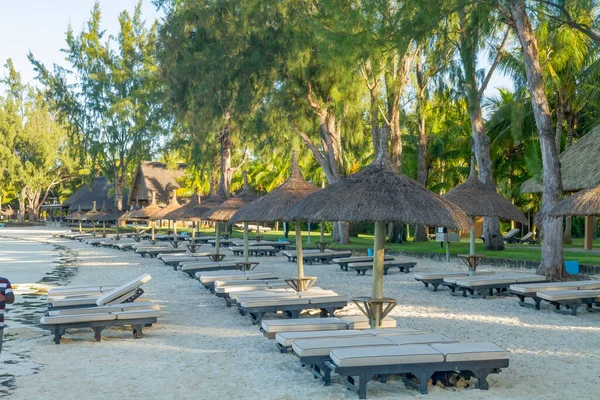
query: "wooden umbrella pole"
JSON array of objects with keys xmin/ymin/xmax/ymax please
[
  {"xmin": 470, "ymin": 217, "xmax": 476, "ymax": 256},
  {"xmin": 295, "ymin": 222, "xmax": 305, "ymax": 289},
  {"xmin": 174, "ymin": 221, "xmax": 178, "ymax": 243},
  {"xmin": 320, "ymin": 222, "xmax": 324, "ymax": 242},
  {"xmin": 215, "ymin": 223, "xmax": 221, "ymax": 255},
  {"xmin": 102, "ymin": 221, "xmax": 106, "ymax": 236},
  {"xmin": 92, "ymin": 220, "xmax": 96, "ymax": 235},
  {"xmin": 192, "ymin": 222, "xmax": 196, "ymax": 245},
  {"xmin": 79, "ymin": 220, "xmax": 82, "ymax": 234},
  {"xmin": 243, "ymin": 222, "xmax": 249, "ymax": 263},
  {"xmin": 370, "ymin": 221, "xmax": 386, "ymax": 328}
]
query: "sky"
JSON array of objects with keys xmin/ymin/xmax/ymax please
[
  {"xmin": 0, "ymin": 1, "xmax": 512, "ymax": 99},
  {"xmin": 0, "ymin": 0, "xmax": 161, "ymax": 88}
]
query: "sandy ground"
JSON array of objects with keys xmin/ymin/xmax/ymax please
[{"xmin": 1, "ymin": 227, "xmax": 600, "ymax": 400}]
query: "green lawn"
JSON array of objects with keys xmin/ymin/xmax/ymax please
[{"xmin": 80, "ymin": 224, "xmax": 600, "ymax": 266}]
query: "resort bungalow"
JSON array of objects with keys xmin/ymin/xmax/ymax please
[{"xmin": 128, "ymin": 161, "xmax": 187, "ymax": 207}]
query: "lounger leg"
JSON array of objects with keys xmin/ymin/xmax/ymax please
[
  {"xmin": 54, "ymin": 326, "xmax": 61, "ymax": 345},
  {"xmin": 418, "ymin": 371, "xmax": 431, "ymax": 394},
  {"xmin": 132, "ymin": 324, "xmax": 144, "ymax": 339},
  {"xmin": 474, "ymin": 368, "xmax": 490, "ymax": 390},
  {"xmin": 570, "ymin": 304, "xmax": 580, "ymax": 316},
  {"xmin": 357, "ymin": 375, "xmax": 371, "ymax": 399},
  {"xmin": 516, "ymin": 294, "xmax": 526, "ymax": 307},
  {"xmin": 93, "ymin": 327, "xmax": 103, "ymax": 342},
  {"xmin": 534, "ymin": 298, "xmax": 542, "ymax": 310}
]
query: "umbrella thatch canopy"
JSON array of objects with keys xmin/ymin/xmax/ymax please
[
  {"xmin": 65, "ymin": 205, "xmax": 85, "ymax": 221},
  {"xmin": 149, "ymin": 191, "xmax": 181, "ymax": 221},
  {"xmin": 118, "ymin": 208, "xmax": 139, "ymax": 222},
  {"xmin": 550, "ymin": 183, "xmax": 600, "ymax": 216},
  {"xmin": 444, "ymin": 173, "xmax": 527, "ymax": 224},
  {"xmin": 230, "ymin": 155, "xmax": 319, "ymax": 224},
  {"xmin": 128, "ymin": 201, "xmax": 163, "ymax": 221},
  {"xmin": 203, "ymin": 172, "xmax": 258, "ymax": 222},
  {"xmin": 96, "ymin": 209, "xmax": 124, "ymax": 222},
  {"xmin": 287, "ymin": 149, "xmax": 471, "ymax": 328},
  {"xmin": 164, "ymin": 192, "xmax": 201, "ymax": 221},
  {"xmin": 181, "ymin": 192, "xmax": 224, "ymax": 221},
  {"xmin": 287, "ymin": 159, "xmax": 472, "ymax": 230}
]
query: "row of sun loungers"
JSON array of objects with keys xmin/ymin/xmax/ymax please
[
  {"xmin": 282, "ymin": 249, "xmax": 353, "ymax": 264},
  {"xmin": 40, "ymin": 274, "xmax": 159, "ymax": 343},
  {"xmin": 229, "ymin": 246, "xmax": 281, "ymax": 256},
  {"xmin": 509, "ymin": 280, "xmax": 600, "ymax": 314}
]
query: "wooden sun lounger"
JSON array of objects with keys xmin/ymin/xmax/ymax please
[
  {"xmin": 517, "ymin": 232, "xmax": 536, "ymax": 244},
  {"xmin": 348, "ymin": 260, "xmax": 416, "ymax": 275},
  {"xmin": 208, "ymin": 239, "xmax": 238, "ymax": 248},
  {"xmin": 135, "ymin": 247, "xmax": 186, "ymax": 258},
  {"xmin": 293, "ymin": 334, "xmax": 456, "ymax": 386},
  {"xmin": 282, "ymin": 249, "xmax": 333, "ymax": 262},
  {"xmin": 509, "ymin": 280, "xmax": 600, "ymax": 310},
  {"xmin": 334, "ymin": 256, "xmax": 395, "ymax": 271},
  {"xmin": 47, "ymin": 274, "xmax": 151, "ymax": 310},
  {"xmin": 238, "ymin": 296, "xmax": 349, "ymax": 324},
  {"xmin": 260, "ymin": 315, "xmax": 397, "ymax": 339},
  {"xmin": 161, "ymin": 254, "xmax": 211, "ymax": 268},
  {"xmin": 229, "ymin": 246, "xmax": 281, "ymax": 256},
  {"xmin": 414, "ymin": 271, "xmax": 495, "ymax": 292},
  {"xmin": 196, "ymin": 236, "xmax": 215, "ymax": 244},
  {"xmin": 503, "ymin": 228, "xmax": 520, "ymax": 244},
  {"xmin": 198, "ymin": 271, "xmax": 278, "ymax": 289},
  {"xmin": 275, "ymin": 328, "xmax": 427, "ymax": 353},
  {"xmin": 41, "ymin": 305, "xmax": 160, "ymax": 344},
  {"xmin": 451, "ymin": 274, "xmax": 546, "ymax": 299},
  {"xmin": 303, "ymin": 251, "xmax": 353, "ymax": 265},
  {"xmin": 536, "ymin": 290, "xmax": 600, "ymax": 316},
  {"xmin": 325, "ymin": 342, "xmax": 509, "ymax": 398},
  {"xmin": 180, "ymin": 262, "xmax": 240, "ymax": 277}
]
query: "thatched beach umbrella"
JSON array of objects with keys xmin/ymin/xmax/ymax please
[
  {"xmin": 81, "ymin": 201, "xmax": 101, "ymax": 235},
  {"xmin": 287, "ymin": 149, "xmax": 472, "ymax": 328},
  {"xmin": 90, "ymin": 203, "xmax": 109, "ymax": 236},
  {"xmin": 550, "ymin": 183, "xmax": 600, "ymax": 216},
  {"xmin": 149, "ymin": 191, "xmax": 182, "ymax": 243},
  {"xmin": 231, "ymin": 153, "xmax": 318, "ymax": 272},
  {"xmin": 443, "ymin": 166, "xmax": 527, "ymax": 256},
  {"xmin": 203, "ymin": 172, "xmax": 258, "ymax": 254},
  {"xmin": 164, "ymin": 192, "xmax": 201, "ymax": 245},
  {"xmin": 66, "ymin": 205, "xmax": 85, "ymax": 233},
  {"xmin": 128, "ymin": 192, "xmax": 163, "ymax": 242}
]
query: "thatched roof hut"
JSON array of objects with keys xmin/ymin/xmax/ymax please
[
  {"xmin": 149, "ymin": 191, "xmax": 182, "ymax": 221},
  {"xmin": 203, "ymin": 173, "xmax": 258, "ymax": 222},
  {"xmin": 230, "ymin": 154, "xmax": 319, "ymax": 224},
  {"xmin": 521, "ymin": 125, "xmax": 600, "ymax": 193},
  {"xmin": 128, "ymin": 161, "xmax": 187, "ymax": 207},
  {"xmin": 286, "ymin": 157, "xmax": 472, "ymax": 230},
  {"xmin": 63, "ymin": 177, "xmax": 120, "ymax": 211},
  {"xmin": 164, "ymin": 192, "xmax": 201, "ymax": 221},
  {"xmin": 550, "ymin": 183, "xmax": 600, "ymax": 216},
  {"xmin": 443, "ymin": 173, "xmax": 527, "ymax": 224}
]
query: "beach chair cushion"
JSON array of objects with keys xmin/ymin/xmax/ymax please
[
  {"xmin": 261, "ymin": 318, "xmax": 347, "ymax": 333},
  {"xmin": 414, "ymin": 271, "xmax": 494, "ymax": 281},
  {"xmin": 115, "ymin": 309, "xmax": 160, "ymax": 320},
  {"xmin": 386, "ymin": 334, "xmax": 456, "ymax": 346},
  {"xmin": 293, "ymin": 336, "xmax": 395, "ymax": 357},
  {"xmin": 454, "ymin": 273, "xmax": 542, "ymax": 287},
  {"xmin": 240, "ymin": 298, "xmax": 309, "ymax": 308},
  {"xmin": 307, "ymin": 295, "xmax": 349, "ymax": 304},
  {"xmin": 340, "ymin": 315, "xmax": 397, "ymax": 329},
  {"xmin": 430, "ymin": 342, "xmax": 510, "ymax": 362},
  {"xmin": 537, "ymin": 290, "xmax": 600, "ymax": 302},
  {"xmin": 96, "ymin": 274, "xmax": 152, "ymax": 306},
  {"xmin": 509, "ymin": 281, "xmax": 583, "ymax": 294},
  {"xmin": 41, "ymin": 313, "xmax": 116, "ymax": 325},
  {"xmin": 276, "ymin": 330, "xmax": 371, "ymax": 347},
  {"xmin": 330, "ymin": 344, "xmax": 443, "ymax": 367},
  {"xmin": 576, "ymin": 281, "xmax": 600, "ymax": 290}
]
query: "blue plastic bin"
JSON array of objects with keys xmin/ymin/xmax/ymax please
[
  {"xmin": 367, "ymin": 248, "xmax": 373, "ymax": 256},
  {"xmin": 565, "ymin": 260, "xmax": 579, "ymax": 275}
]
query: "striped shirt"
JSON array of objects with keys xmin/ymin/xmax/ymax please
[{"xmin": 0, "ymin": 277, "xmax": 13, "ymax": 329}]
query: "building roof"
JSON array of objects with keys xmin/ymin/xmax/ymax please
[
  {"xmin": 63, "ymin": 177, "xmax": 118, "ymax": 211},
  {"xmin": 128, "ymin": 161, "xmax": 187, "ymax": 206}
]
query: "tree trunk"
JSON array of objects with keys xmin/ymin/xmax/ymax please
[
  {"xmin": 562, "ymin": 112, "xmax": 576, "ymax": 244},
  {"xmin": 458, "ymin": 12, "xmax": 504, "ymax": 251},
  {"xmin": 219, "ymin": 110, "xmax": 233, "ymax": 199},
  {"xmin": 18, "ymin": 188, "xmax": 26, "ymax": 224},
  {"xmin": 509, "ymin": 0, "xmax": 565, "ymax": 279},
  {"xmin": 555, "ymin": 90, "xmax": 564, "ymax": 152},
  {"xmin": 414, "ymin": 52, "xmax": 429, "ymax": 242}
]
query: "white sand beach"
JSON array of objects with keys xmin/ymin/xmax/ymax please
[{"xmin": 2, "ymin": 227, "xmax": 600, "ymax": 400}]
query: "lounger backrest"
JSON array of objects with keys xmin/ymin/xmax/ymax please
[
  {"xmin": 504, "ymin": 229, "xmax": 520, "ymax": 239},
  {"xmin": 95, "ymin": 274, "xmax": 152, "ymax": 306},
  {"xmin": 521, "ymin": 232, "xmax": 534, "ymax": 240}
]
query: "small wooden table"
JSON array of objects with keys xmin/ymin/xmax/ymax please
[
  {"xmin": 206, "ymin": 253, "xmax": 226, "ymax": 262},
  {"xmin": 235, "ymin": 262, "xmax": 260, "ymax": 271},
  {"xmin": 285, "ymin": 276, "xmax": 317, "ymax": 292},
  {"xmin": 169, "ymin": 240, "xmax": 181, "ymax": 248},
  {"xmin": 315, "ymin": 241, "xmax": 330, "ymax": 252},
  {"xmin": 351, "ymin": 296, "xmax": 398, "ymax": 328},
  {"xmin": 457, "ymin": 254, "xmax": 486, "ymax": 274}
]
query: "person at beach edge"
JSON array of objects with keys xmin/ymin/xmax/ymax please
[{"xmin": 0, "ymin": 276, "xmax": 15, "ymax": 359}]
